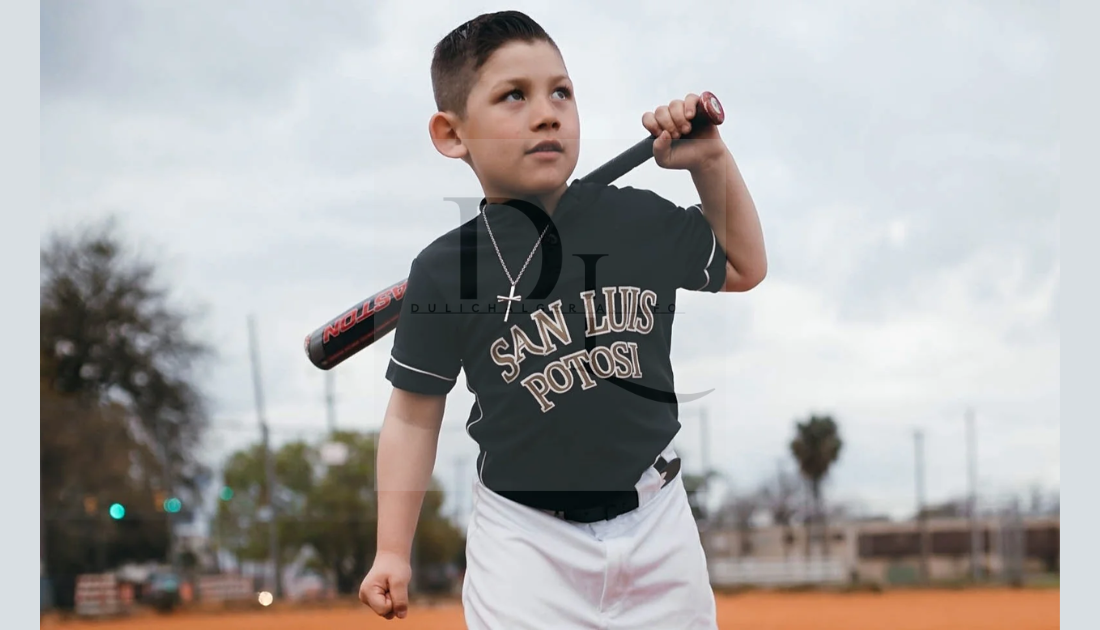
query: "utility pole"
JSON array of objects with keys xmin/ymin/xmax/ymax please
[
  {"xmin": 699, "ymin": 406, "xmax": 711, "ymax": 476},
  {"xmin": 914, "ymin": 429, "xmax": 930, "ymax": 583},
  {"xmin": 248, "ymin": 315, "xmax": 283, "ymax": 599},
  {"xmin": 966, "ymin": 407, "xmax": 981, "ymax": 582},
  {"xmin": 325, "ymin": 371, "xmax": 337, "ymax": 434},
  {"xmin": 453, "ymin": 457, "xmax": 466, "ymax": 523},
  {"xmin": 155, "ymin": 417, "xmax": 179, "ymax": 571},
  {"xmin": 699, "ymin": 406, "xmax": 711, "ymax": 516}
]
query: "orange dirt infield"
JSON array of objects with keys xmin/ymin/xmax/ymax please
[{"xmin": 45, "ymin": 588, "xmax": 1058, "ymax": 630}]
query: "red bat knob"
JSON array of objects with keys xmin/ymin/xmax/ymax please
[{"xmin": 695, "ymin": 91, "xmax": 725, "ymax": 127}]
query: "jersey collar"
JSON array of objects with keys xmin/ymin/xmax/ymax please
[{"xmin": 477, "ymin": 179, "xmax": 602, "ymax": 229}]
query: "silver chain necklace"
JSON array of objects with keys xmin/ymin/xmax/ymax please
[{"xmin": 481, "ymin": 208, "xmax": 549, "ymax": 322}]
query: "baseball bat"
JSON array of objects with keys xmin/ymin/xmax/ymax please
[{"xmin": 304, "ymin": 91, "xmax": 726, "ymax": 370}]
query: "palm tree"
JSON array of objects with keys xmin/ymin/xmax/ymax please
[{"xmin": 789, "ymin": 414, "xmax": 843, "ymax": 559}]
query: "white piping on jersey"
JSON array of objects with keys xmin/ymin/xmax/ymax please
[
  {"xmin": 389, "ymin": 356, "xmax": 456, "ymax": 382},
  {"xmin": 465, "ymin": 380, "xmax": 487, "ymax": 485},
  {"xmin": 464, "ymin": 381, "xmax": 485, "ymax": 436},
  {"xmin": 689, "ymin": 204, "xmax": 719, "ymax": 291}
]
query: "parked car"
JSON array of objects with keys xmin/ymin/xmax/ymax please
[{"xmin": 145, "ymin": 571, "xmax": 182, "ymax": 613}]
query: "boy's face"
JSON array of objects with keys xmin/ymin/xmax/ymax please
[{"xmin": 454, "ymin": 40, "xmax": 580, "ymax": 204}]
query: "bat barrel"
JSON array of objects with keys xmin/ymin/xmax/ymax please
[{"xmin": 304, "ymin": 279, "xmax": 408, "ymax": 370}]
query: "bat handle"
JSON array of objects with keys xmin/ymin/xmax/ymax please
[{"xmin": 578, "ymin": 91, "xmax": 726, "ymax": 187}]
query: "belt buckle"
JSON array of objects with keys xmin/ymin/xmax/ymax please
[{"xmin": 551, "ymin": 501, "xmax": 621, "ymax": 524}]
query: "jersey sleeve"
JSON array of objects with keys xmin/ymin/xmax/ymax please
[
  {"xmin": 384, "ymin": 255, "xmax": 462, "ymax": 395},
  {"xmin": 670, "ymin": 203, "xmax": 727, "ymax": 292},
  {"xmin": 650, "ymin": 195, "xmax": 726, "ymax": 292}
]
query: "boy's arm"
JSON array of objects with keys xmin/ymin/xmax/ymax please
[
  {"xmin": 643, "ymin": 93, "xmax": 767, "ymax": 292},
  {"xmin": 362, "ymin": 251, "xmax": 458, "ymax": 619},
  {"xmin": 376, "ymin": 387, "xmax": 447, "ymax": 560},
  {"xmin": 689, "ymin": 149, "xmax": 767, "ymax": 293}
]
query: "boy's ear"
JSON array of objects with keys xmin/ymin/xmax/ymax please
[{"xmin": 428, "ymin": 111, "xmax": 468, "ymax": 160}]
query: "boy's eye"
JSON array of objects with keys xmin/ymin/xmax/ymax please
[{"xmin": 502, "ymin": 87, "xmax": 571, "ymax": 102}]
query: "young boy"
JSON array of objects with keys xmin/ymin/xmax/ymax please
[{"xmin": 359, "ymin": 10, "xmax": 765, "ymax": 629}]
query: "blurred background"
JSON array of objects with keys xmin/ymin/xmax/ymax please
[{"xmin": 39, "ymin": 0, "xmax": 1058, "ymax": 627}]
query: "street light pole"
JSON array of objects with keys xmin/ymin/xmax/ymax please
[
  {"xmin": 967, "ymin": 407, "xmax": 981, "ymax": 582},
  {"xmin": 248, "ymin": 315, "xmax": 282, "ymax": 598},
  {"xmin": 914, "ymin": 429, "xmax": 930, "ymax": 583},
  {"xmin": 325, "ymin": 371, "xmax": 336, "ymax": 434}
]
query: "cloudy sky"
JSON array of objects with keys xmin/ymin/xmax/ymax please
[{"xmin": 41, "ymin": 0, "xmax": 1058, "ymax": 524}]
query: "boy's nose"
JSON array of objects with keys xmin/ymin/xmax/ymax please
[{"xmin": 530, "ymin": 104, "xmax": 561, "ymax": 131}]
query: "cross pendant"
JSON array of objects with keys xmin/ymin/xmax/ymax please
[{"xmin": 497, "ymin": 283, "xmax": 521, "ymax": 322}]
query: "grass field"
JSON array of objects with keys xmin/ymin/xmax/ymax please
[{"xmin": 43, "ymin": 587, "xmax": 1058, "ymax": 629}]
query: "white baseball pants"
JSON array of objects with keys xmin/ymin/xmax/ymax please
[{"xmin": 461, "ymin": 447, "xmax": 718, "ymax": 629}]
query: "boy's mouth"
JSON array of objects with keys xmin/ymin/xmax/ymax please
[{"xmin": 527, "ymin": 140, "xmax": 563, "ymax": 154}]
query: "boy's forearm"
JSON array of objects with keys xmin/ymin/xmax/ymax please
[
  {"xmin": 690, "ymin": 148, "xmax": 767, "ymax": 289},
  {"xmin": 375, "ymin": 404, "xmax": 443, "ymax": 561}
]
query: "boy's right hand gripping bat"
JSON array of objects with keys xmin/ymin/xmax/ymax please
[{"xmin": 305, "ymin": 91, "xmax": 726, "ymax": 370}]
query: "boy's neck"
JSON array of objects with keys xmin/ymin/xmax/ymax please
[{"xmin": 484, "ymin": 183, "xmax": 569, "ymax": 217}]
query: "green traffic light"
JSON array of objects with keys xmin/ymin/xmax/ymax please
[
  {"xmin": 109, "ymin": 503, "xmax": 125, "ymax": 520},
  {"xmin": 164, "ymin": 497, "xmax": 182, "ymax": 513},
  {"xmin": 219, "ymin": 486, "xmax": 233, "ymax": 501}
]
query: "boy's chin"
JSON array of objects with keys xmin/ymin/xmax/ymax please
[{"xmin": 514, "ymin": 172, "xmax": 573, "ymax": 197}]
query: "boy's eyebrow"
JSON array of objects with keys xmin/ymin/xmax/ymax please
[{"xmin": 491, "ymin": 74, "xmax": 572, "ymax": 90}]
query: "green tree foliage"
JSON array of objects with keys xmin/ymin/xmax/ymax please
[
  {"xmin": 790, "ymin": 414, "xmax": 843, "ymax": 558},
  {"xmin": 40, "ymin": 217, "xmax": 212, "ymax": 604},
  {"xmin": 215, "ymin": 430, "xmax": 465, "ymax": 594},
  {"xmin": 41, "ymin": 377, "xmax": 173, "ymax": 572}
]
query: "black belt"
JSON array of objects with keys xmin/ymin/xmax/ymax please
[{"xmin": 502, "ymin": 456, "xmax": 682, "ymax": 524}]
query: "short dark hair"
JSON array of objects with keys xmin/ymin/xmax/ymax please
[{"xmin": 430, "ymin": 11, "xmax": 559, "ymax": 119}]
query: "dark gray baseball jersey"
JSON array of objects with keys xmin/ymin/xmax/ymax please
[{"xmin": 385, "ymin": 179, "xmax": 726, "ymax": 509}]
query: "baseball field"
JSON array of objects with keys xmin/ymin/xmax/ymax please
[{"xmin": 43, "ymin": 588, "xmax": 1058, "ymax": 629}]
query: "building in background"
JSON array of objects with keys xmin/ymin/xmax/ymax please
[{"xmin": 702, "ymin": 514, "xmax": 1059, "ymax": 587}]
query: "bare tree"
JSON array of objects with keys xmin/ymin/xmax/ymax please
[
  {"xmin": 759, "ymin": 463, "xmax": 803, "ymax": 560},
  {"xmin": 731, "ymin": 492, "xmax": 761, "ymax": 558},
  {"xmin": 919, "ymin": 498, "xmax": 969, "ymax": 519},
  {"xmin": 712, "ymin": 488, "xmax": 762, "ymax": 558}
]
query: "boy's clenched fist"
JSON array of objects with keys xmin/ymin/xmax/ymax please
[{"xmin": 360, "ymin": 551, "xmax": 413, "ymax": 620}]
